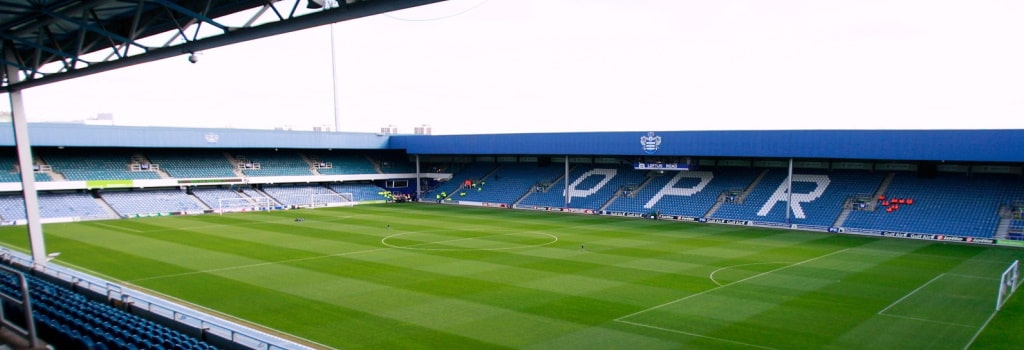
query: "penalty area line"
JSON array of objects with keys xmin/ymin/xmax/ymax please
[
  {"xmin": 615, "ymin": 319, "xmax": 777, "ymax": 350},
  {"xmin": 877, "ymin": 273, "xmax": 943, "ymax": 316},
  {"xmin": 616, "ymin": 248, "xmax": 851, "ymax": 322}
]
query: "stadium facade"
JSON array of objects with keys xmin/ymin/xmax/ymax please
[{"xmin": 2, "ymin": 123, "xmax": 1024, "ymax": 349}]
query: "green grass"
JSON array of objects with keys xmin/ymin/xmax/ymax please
[{"xmin": 1, "ymin": 203, "xmax": 1023, "ymax": 349}]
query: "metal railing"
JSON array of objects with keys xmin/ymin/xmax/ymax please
[
  {"xmin": 0, "ymin": 248, "xmax": 317, "ymax": 350},
  {"xmin": 0, "ymin": 264, "xmax": 39, "ymax": 348}
]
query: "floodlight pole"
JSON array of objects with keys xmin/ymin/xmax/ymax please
[
  {"xmin": 4, "ymin": 60, "xmax": 47, "ymax": 268},
  {"xmin": 329, "ymin": 22, "xmax": 341, "ymax": 132}
]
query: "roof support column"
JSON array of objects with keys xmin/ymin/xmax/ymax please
[
  {"xmin": 415, "ymin": 154, "xmax": 421, "ymax": 201},
  {"xmin": 786, "ymin": 158, "xmax": 793, "ymax": 225},
  {"xmin": 4, "ymin": 63, "xmax": 47, "ymax": 269},
  {"xmin": 564, "ymin": 156, "xmax": 570, "ymax": 207}
]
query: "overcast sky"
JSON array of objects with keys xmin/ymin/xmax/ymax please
[{"xmin": 5, "ymin": 0, "xmax": 1024, "ymax": 135}]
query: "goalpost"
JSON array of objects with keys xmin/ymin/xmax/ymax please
[
  {"xmin": 217, "ymin": 197, "xmax": 272, "ymax": 214},
  {"xmin": 997, "ymin": 260, "xmax": 1020, "ymax": 311},
  {"xmin": 310, "ymin": 193, "xmax": 355, "ymax": 208}
]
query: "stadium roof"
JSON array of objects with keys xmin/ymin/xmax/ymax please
[
  {"xmin": 0, "ymin": 0, "xmax": 443, "ymax": 91},
  {"xmin": 4, "ymin": 123, "xmax": 1024, "ymax": 163}
]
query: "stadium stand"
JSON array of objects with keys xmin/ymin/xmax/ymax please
[
  {"xmin": 41, "ymin": 148, "xmax": 162, "ymax": 181},
  {"xmin": 0, "ymin": 170, "xmax": 51, "ymax": 183},
  {"xmin": 446, "ymin": 163, "xmax": 564, "ymax": 206},
  {"xmin": 190, "ymin": 186, "xmax": 251, "ymax": 209},
  {"xmin": 0, "ymin": 191, "xmax": 113, "ymax": 221},
  {"xmin": 0, "ymin": 148, "xmax": 1022, "ymax": 349},
  {"xmin": 519, "ymin": 164, "xmax": 648, "ymax": 210},
  {"xmin": 327, "ymin": 182, "xmax": 389, "ymax": 202},
  {"xmin": 606, "ymin": 168, "xmax": 764, "ymax": 218},
  {"xmin": 0, "ymin": 260, "xmax": 222, "ymax": 350},
  {"xmin": 232, "ymin": 150, "xmax": 313, "ymax": 177},
  {"xmin": 711, "ymin": 169, "xmax": 888, "ymax": 228},
  {"xmin": 145, "ymin": 150, "xmax": 238, "ymax": 179},
  {"xmin": 0, "ymin": 159, "xmax": 51, "ymax": 184},
  {"xmin": 305, "ymin": 151, "xmax": 378, "ymax": 175},
  {"xmin": 843, "ymin": 173, "xmax": 1024, "ymax": 238},
  {"xmin": 0, "ymin": 150, "xmax": 54, "ymax": 183},
  {"xmin": 1009, "ymin": 219, "xmax": 1024, "ymax": 240},
  {"xmin": 373, "ymin": 153, "xmax": 416, "ymax": 174},
  {"xmin": 259, "ymin": 183, "xmax": 348, "ymax": 207},
  {"xmin": 424, "ymin": 162, "xmax": 499, "ymax": 202},
  {"xmin": 101, "ymin": 189, "xmax": 207, "ymax": 216}
]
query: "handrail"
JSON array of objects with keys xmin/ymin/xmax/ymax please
[{"xmin": 0, "ymin": 264, "xmax": 39, "ymax": 348}]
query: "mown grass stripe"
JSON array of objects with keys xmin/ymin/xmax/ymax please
[{"xmin": 0, "ymin": 203, "xmax": 1020, "ymax": 349}]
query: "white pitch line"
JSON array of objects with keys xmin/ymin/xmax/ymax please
[
  {"xmin": 91, "ymin": 221, "xmax": 144, "ymax": 233},
  {"xmin": 616, "ymin": 248, "xmax": 851, "ymax": 322},
  {"xmin": 945, "ymin": 273, "xmax": 999, "ymax": 281},
  {"xmin": 962, "ymin": 269, "xmax": 1021, "ymax": 350},
  {"xmin": 877, "ymin": 313, "xmax": 976, "ymax": 329},
  {"xmin": 877, "ymin": 273, "xmax": 944, "ymax": 315},
  {"xmin": 708, "ymin": 262, "xmax": 791, "ymax": 287},
  {"xmin": 963, "ymin": 308, "xmax": 1000, "ymax": 350},
  {"xmin": 616, "ymin": 319, "xmax": 777, "ymax": 350}
]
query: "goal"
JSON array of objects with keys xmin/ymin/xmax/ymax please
[
  {"xmin": 217, "ymin": 196, "xmax": 272, "ymax": 214},
  {"xmin": 997, "ymin": 260, "xmax": 1020, "ymax": 311},
  {"xmin": 310, "ymin": 193, "xmax": 355, "ymax": 208}
]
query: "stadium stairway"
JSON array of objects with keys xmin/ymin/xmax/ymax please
[
  {"xmin": 188, "ymin": 192, "xmax": 211, "ymax": 210},
  {"xmin": 704, "ymin": 198, "xmax": 724, "ymax": 218},
  {"xmin": 297, "ymin": 152, "xmax": 319, "ymax": 176},
  {"xmin": 514, "ymin": 164, "xmax": 576, "ymax": 204},
  {"xmin": 833, "ymin": 205, "xmax": 853, "ymax": 228},
  {"xmin": 832, "ymin": 172, "xmax": 897, "ymax": 228},
  {"xmin": 600, "ymin": 175, "xmax": 656, "ymax": 212},
  {"xmin": 995, "ymin": 215, "xmax": 1011, "ymax": 240},
  {"xmin": 93, "ymin": 197, "xmax": 120, "ymax": 219},
  {"xmin": 366, "ymin": 154, "xmax": 383, "ymax": 174}
]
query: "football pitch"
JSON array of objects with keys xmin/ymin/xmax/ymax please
[{"xmin": 0, "ymin": 203, "xmax": 1022, "ymax": 350}]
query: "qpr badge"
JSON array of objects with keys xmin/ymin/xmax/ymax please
[{"xmin": 640, "ymin": 132, "xmax": 661, "ymax": 154}]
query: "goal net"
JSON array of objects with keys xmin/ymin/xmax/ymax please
[
  {"xmin": 217, "ymin": 196, "xmax": 272, "ymax": 214},
  {"xmin": 310, "ymin": 193, "xmax": 355, "ymax": 208},
  {"xmin": 997, "ymin": 260, "xmax": 1020, "ymax": 311}
]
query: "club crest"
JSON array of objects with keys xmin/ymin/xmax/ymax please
[{"xmin": 640, "ymin": 132, "xmax": 661, "ymax": 154}]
